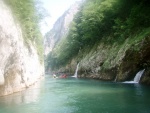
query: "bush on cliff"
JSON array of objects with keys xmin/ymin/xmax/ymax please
[
  {"xmin": 46, "ymin": 0, "xmax": 150, "ymax": 70},
  {"xmin": 4, "ymin": 0, "xmax": 46, "ymax": 62}
]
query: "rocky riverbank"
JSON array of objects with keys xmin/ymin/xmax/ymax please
[{"xmin": 55, "ymin": 31, "xmax": 150, "ymax": 84}]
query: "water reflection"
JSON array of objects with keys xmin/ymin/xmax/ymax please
[
  {"xmin": 0, "ymin": 77, "xmax": 150, "ymax": 113},
  {"xmin": 134, "ymin": 83, "xmax": 143, "ymax": 96},
  {"xmin": 0, "ymin": 81, "xmax": 41, "ymax": 105}
]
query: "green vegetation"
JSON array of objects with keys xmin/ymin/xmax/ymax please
[
  {"xmin": 46, "ymin": 0, "xmax": 150, "ymax": 70},
  {"xmin": 4, "ymin": 0, "xmax": 45, "ymax": 62}
]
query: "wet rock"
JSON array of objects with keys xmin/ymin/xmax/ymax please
[{"xmin": 140, "ymin": 68, "xmax": 150, "ymax": 85}]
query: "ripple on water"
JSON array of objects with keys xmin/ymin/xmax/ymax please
[{"xmin": 0, "ymin": 76, "xmax": 150, "ymax": 113}]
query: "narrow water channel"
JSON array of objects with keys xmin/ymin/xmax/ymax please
[{"xmin": 0, "ymin": 75, "xmax": 150, "ymax": 113}]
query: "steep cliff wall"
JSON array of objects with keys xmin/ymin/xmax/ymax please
[
  {"xmin": 44, "ymin": 2, "xmax": 81, "ymax": 55},
  {"xmin": 77, "ymin": 33, "xmax": 150, "ymax": 81},
  {"xmin": 0, "ymin": 1, "xmax": 44, "ymax": 96},
  {"xmin": 57, "ymin": 30, "xmax": 150, "ymax": 84},
  {"xmin": 45, "ymin": 0, "xmax": 150, "ymax": 85}
]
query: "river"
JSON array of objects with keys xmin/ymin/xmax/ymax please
[{"xmin": 0, "ymin": 75, "xmax": 150, "ymax": 113}]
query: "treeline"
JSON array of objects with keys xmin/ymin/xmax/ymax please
[
  {"xmin": 46, "ymin": 0, "xmax": 150, "ymax": 70},
  {"xmin": 5, "ymin": 0, "xmax": 45, "ymax": 61}
]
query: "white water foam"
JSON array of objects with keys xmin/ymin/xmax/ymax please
[
  {"xmin": 123, "ymin": 69, "xmax": 145, "ymax": 84},
  {"xmin": 72, "ymin": 63, "xmax": 79, "ymax": 78}
]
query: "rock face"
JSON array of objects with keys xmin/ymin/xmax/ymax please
[
  {"xmin": 56, "ymin": 33, "xmax": 150, "ymax": 84},
  {"xmin": 0, "ymin": 1, "xmax": 44, "ymax": 96},
  {"xmin": 44, "ymin": 1, "xmax": 150, "ymax": 85},
  {"xmin": 44, "ymin": 2, "xmax": 81, "ymax": 55}
]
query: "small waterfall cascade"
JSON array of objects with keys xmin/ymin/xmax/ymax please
[
  {"xmin": 123, "ymin": 69, "xmax": 145, "ymax": 83},
  {"xmin": 114, "ymin": 76, "xmax": 117, "ymax": 82},
  {"xmin": 133, "ymin": 69, "xmax": 145, "ymax": 83},
  {"xmin": 72, "ymin": 63, "xmax": 79, "ymax": 78}
]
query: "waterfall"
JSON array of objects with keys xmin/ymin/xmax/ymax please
[
  {"xmin": 114, "ymin": 76, "xmax": 117, "ymax": 82},
  {"xmin": 123, "ymin": 69, "xmax": 145, "ymax": 83},
  {"xmin": 133, "ymin": 69, "xmax": 145, "ymax": 83},
  {"xmin": 72, "ymin": 63, "xmax": 79, "ymax": 78}
]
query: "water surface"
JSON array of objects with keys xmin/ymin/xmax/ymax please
[{"xmin": 0, "ymin": 76, "xmax": 150, "ymax": 113}]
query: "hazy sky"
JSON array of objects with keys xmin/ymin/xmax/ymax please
[{"xmin": 40, "ymin": 0, "xmax": 81, "ymax": 35}]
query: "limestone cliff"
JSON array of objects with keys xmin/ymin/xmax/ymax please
[
  {"xmin": 0, "ymin": 1, "xmax": 44, "ymax": 96},
  {"xmin": 44, "ymin": 2, "xmax": 81, "ymax": 55},
  {"xmin": 45, "ymin": 0, "xmax": 150, "ymax": 85},
  {"xmin": 57, "ymin": 31, "xmax": 150, "ymax": 84}
]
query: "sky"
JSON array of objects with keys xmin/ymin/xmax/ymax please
[{"xmin": 40, "ymin": 0, "xmax": 81, "ymax": 35}]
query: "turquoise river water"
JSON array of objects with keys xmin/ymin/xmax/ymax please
[{"xmin": 0, "ymin": 75, "xmax": 150, "ymax": 113}]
